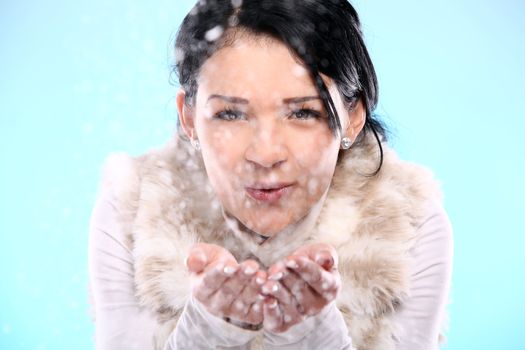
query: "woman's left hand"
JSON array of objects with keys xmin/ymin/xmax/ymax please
[{"xmin": 260, "ymin": 243, "xmax": 341, "ymax": 333}]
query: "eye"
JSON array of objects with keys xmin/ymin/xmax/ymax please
[
  {"xmin": 290, "ymin": 108, "xmax": 322, "ymax": 120},
  {"xmin": 213, "ymin": 108, "xmax": 246, "ymax": 121}
]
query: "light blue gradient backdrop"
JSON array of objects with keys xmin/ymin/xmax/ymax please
[{"xmin": 1, "ymin": 1, "xmax": 523, "ymax": 349}]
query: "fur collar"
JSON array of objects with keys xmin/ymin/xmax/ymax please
[{"xmin": 99, "ymin": 130, "xmax": 444, "ymax": 349}]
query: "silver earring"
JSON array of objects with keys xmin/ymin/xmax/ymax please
[
  {"xmin": 341, "ymin": 137, "xmax": 352, "ymax": 150},
  {"xmin": 191, "ymin": 138, "xmax": 201, "ymax": 151}
]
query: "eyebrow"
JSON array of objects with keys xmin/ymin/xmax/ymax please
[
  {"xmin": 282, "ymin": 96, "xmax": 322, "ymax": 104},
  {"xmin": 207, "ymin": 94, "xmax": 321, "ymax": 105},
  {"xmin": 207, "ymin": 94, "xmax": 249, "ymax": 104}
]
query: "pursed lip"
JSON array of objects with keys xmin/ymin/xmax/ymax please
[
  {"xmin": 244, "ymin": 183, "xmax": 294, "ymax": 203},
  {"xmin": 246, "ymin": 182, "xmax": 294, "ymax": 190}
]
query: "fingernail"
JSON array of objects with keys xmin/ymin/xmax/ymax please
[
  {"xmin": 286, "ymin": 259, "xmax": 298, "ymax": 269},
  {"xmin": 256, "ymin": 276, "xmax": 265, "ymax": 285},
  {"xmin": 243, "ymin": 266, "xmax": 257, "ymax": 275},
  {"xmin": 315, "ymin": 252, "xmax": 333, "ymax": 266},
  {"xmin": 269, "ymin": 272, "xmax": 284, "ymax": 281},
  {"xmin": 257, "ymin": 294, "xmax": 266, "ymax": 301},
  {"xmin": 223, "ymin": 265, "xmax": 237, "ymax": 276}
]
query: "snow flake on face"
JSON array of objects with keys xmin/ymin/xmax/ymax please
[
  {"xmin": 268, "ymin": 173, "xmax": 279, "ymax": 184},
  {"xmin": 223, "ymin": 129, "xmax": 233, "ymax": 140},
  {"xmin": 307, "ymin": 178, "xmax": 319, "ymax": 195},
  {"xmin": 292, "ymin": 65, "xmax": 308, "ymax": 78}
]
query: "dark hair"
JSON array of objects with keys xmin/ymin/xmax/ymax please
[{"xmin": 172, "ymin": 0, "xmax": 389, "ymax": 176}]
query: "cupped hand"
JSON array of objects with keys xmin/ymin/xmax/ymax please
[
  {"xmin": 186, "ymin": 243, "xmax": 267, "ymax": 326},
  {"xmin": 260, "ymin": 243, "xmax": 341, "ymax": 333}
]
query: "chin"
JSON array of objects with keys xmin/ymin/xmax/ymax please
[{"xmin": 245, "ymin": 211, "xmax": 298, "ymax": 237}]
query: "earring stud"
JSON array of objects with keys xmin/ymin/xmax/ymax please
[{"xmin": 341, "ymin": 137, "xmax": 352, "ymax": 150}]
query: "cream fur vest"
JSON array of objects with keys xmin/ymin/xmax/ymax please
[{"xmin": 99, "ymin": 130, "xmax": 447, "ymax": 349}]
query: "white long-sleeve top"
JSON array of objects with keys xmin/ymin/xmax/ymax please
[{"xmin": 88, "ymin": 188, "xmax": 453, "ymax": 349}]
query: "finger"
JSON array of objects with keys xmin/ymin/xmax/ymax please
[
  {"xmin": 229, "ymin": 261, "xmax": 261, "ymax": 319},
  {"xmin": 267, "ymin": 261, "xmax": 287, "ymax": 281},
  {"xmin": 186, "ymin": 243, "xmax": 237, "ymax": 274},
  {"xmin": 314, "ymin": 250, "xmax": 336, "ymax": 271},
  {"xmin": 261, "ymin": 280, "xmax": 293, "ymax": 306},
  {"xmin": 185, "ymin": 249, "xmax": 208, "ymax": 274},
  {"xmin": 293, "ymin": 243, "xmax": 339, "ymax": 270},
  {"xmin": 279, "ymin": 301, "xmax": 304, "ymax": 331},
  {"xmin": 286, "ymin": 256, "xmax": 339, "ymax": 300},
  {"xmin": 279, "ymin": 268, "xmax": 319, "ymax": 315},
  {"xmin": 238, "ymin": 268, "xmax": 265, "ymax": 311},
  {"xmin": 263, "ymin": 297, "xmax": 283, "ymax": 332},
  {"xmin": 244, "ymin": 299, "xmax": 264, "ymax": 325},
  {"xmin": 210, "ymin": 268, "xmax": 248, "ymax": 316},
  {"xmin": 255, "ymin": 269, "xmax": 267, "ymax": 286},
  {"xmin": 211, "ymin": 263, "xmax": 255, "ymax": 315},
  {"xmin": 239, "ymin": 259, "xmax": 260, "ymax": 279},
  {"xmin": 261, "ymin": 275, "xmax": 305, "ymax": 330},
  {"xmin": 194, "ymin": 261, "xmax": 238, "ymax": 301}
]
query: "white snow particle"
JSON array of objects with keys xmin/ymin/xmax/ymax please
[
  {"xmin": 175, "ymin": 47, "xmax": 185, "ymax": 63},
  {"xmin": 205, "ymin": 25, "xmax": 224, "ymax": 42}
]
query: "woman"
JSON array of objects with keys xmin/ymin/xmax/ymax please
[{"xmin": 88, "ymin": 0, "xmax": 453, "ymax": 349}]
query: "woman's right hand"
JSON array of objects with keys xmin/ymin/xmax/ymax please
[{"xmin": 185, "ymin": 243, "xmax": 267, "ymax": 326}]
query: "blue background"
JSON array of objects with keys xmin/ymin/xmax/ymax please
[{"xmin": 1, "ymin": 0, "xmax": 524, "ymax": 349}]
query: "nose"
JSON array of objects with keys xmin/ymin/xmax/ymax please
[{"xmin": 245, "ymin": 120, "xmax": 288, "ymax": 169}]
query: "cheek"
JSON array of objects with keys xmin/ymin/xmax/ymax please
[
  {"xmin": 198, "ymin": 124, "xmax": 249, "ymax": 185},
  {"xmin": 294, "ymin": 131, "xmax": 338, "ymax": 174},
  {"xmin": 292, "ymin": 132, "xmax": 339, "ymax": 197}
]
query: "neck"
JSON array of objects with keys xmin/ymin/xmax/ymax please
[{"xmin": 221, "ymin": 187, "xmax": 329, "ymax": 246}]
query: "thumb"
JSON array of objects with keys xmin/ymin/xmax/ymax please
[
  {"xmin": 185, "ymin": 243, "xmax": 237, "ymax": 274},
  {"xmin": 185, "ymin": 245, "xmax": 208, "ymax": 274},
  {"xmin": 294, "ymin": 243, "xmax": 338, "ymax": 270}
]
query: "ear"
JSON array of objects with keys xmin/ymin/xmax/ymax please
[
  {"xmin": 176, "ymin": 89, "xmax": 197, "ymax": 140},
  {"xmin": 345, "ymin": 98, "xmax": 366, "ymax": 140}
]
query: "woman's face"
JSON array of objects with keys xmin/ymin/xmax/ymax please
[{"xmin": 178, "ymin": 35, "xmax": 364, "ymax": 237}]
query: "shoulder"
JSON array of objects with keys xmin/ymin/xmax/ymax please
[
  {"xmin": 97, "ymin": 152, "xmax": 141, "ymax": 208},
  {"xmin": 95, "ymin": 136, "xmax": 193, "ymax": 212}
]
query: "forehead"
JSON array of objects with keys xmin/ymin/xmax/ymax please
[{"xmin": 196, "ymin": 34, "xmax": 319, "ymax": 103}]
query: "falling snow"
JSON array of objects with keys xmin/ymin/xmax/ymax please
[{"xmin": 205, "ymin": 25, "xmax": 224, "ymax": 42}]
